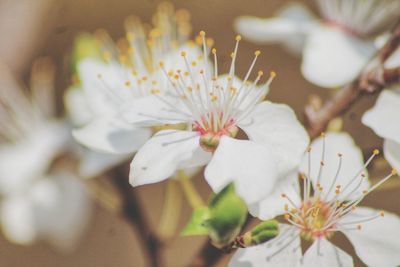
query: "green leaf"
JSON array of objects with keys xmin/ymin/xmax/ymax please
[
  {"xmin": 181, "ymin": 206, "xmax": 210, "ymax": 236},
  {"xmin": 207, "ymin": 184, "xmax": 248, "ymax": 247}
]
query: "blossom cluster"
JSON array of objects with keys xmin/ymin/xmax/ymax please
[{"xmin": 0, "ymin": 0, "xmax": 399, "ymax": 266}]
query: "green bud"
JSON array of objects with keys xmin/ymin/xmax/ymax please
[
  {"xmin": 207, "ymin": 184, "xmax": 248, "ymax": 248},
  {"xmin": 246, "ymin": 220, "xmax": 279, "ymax": 246}
]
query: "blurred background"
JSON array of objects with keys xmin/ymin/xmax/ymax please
[{"xmin": 0, "ymin": 0, "xmax": 397, "ymax": 266}]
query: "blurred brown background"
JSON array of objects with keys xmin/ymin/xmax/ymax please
[{"xmin": 0, "ymin": 0, "xmax": 397, "ymax": 266}]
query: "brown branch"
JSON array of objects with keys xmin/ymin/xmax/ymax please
[
  {"xmin": 305, "ymin": 24, "xmax": 400, "ymax": 138},
  {"xmin": 112, "ymin": 170, "xmax": 164, "ymax": 267}
]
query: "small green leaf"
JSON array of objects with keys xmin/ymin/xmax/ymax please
[
  {"xmin": 181, "ymin": 206, "xmax": 210, "ymax": 236},
  {"xmin": 207, "ymin": 184, "xmax": 248, "ymax": 248}
]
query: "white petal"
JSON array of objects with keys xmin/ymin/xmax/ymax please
[
  {"xmin": 383, "ymin": 139, "xmax": 400, "ymax": 172},
  {"xmin": 300, "ymin": 132, "xmax": 369, "ymax": 201},
  {"xmin": 240, "ymin": 101, "xmax": 309, "ymax": 176},
  {"xmin": 0, "ymin": 121, "xmax": 69, "ymax": 194},
  {"xmin": 205, "ymin": 136, "xmax": 279, "ymax": 205},
  {"xmin": 229, "ymin": 224, "xmax": 301, "ymax": 267},
  {"xmin": 234, "ymin": 3, "xmax": 315, "ymax": 54},
  {"xmin": 72, "ymin": 115, "xmax": 151, "ymax": 154},
  {"xmin": 341, "ymin": 207, "xmax": 400, "ymax": 267},
  {"xmin": 64, "ymin": 86, "xmax": 93, "ymax": 126},
  {"xmin": 302, "ymin": 25, "xmax": 375, "ymax": 88},
  {"xmin": 130, "ymin": 130, "xmax": 204, "ymax": 187},
  {"xmin": 249, "ymin": 172, "xmax": 301, "ymax": 220},
  {"xmin": 301, "ymin": 239, "xmax": 354, "ymax": 267},
  {"xmin": 31, "ymin": 173, "xmax": 92, "ymax": 251},
  {"xmin": 0, "ymin": 195, "xmax": 37, "ymax": 245},
  {"xmin": 78, "ymin": 59, "xmax": 135, "ymax": 115},
  {"xmin": 362, "ymin": 90, "xmax": 400, "ymax": 143},
  {"xmin": 78, "ymin": 149, "xmax": 131, "ymax": 178}
]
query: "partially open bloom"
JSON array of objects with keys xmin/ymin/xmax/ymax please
[
  {"xmin": 125, "ymin": 32, "xmax": 309, "ymax": 205},
  {"xmin": 71, "ymin": 2, "xmax": 201, "ymax": 160},
  {"xmin": 0, "ymin": 61, "xmax": 91, "ymax": 250},
  {"xmin": 362, "ymin": 47, "xmax": 400, "ymax": 172},
  {"xmin": 230, "ymin": 132, "xmax": 400, "ymax": 266},
  {"xmin": 235, "ymin": 0, "xmax": 400, "ymax": 88}
]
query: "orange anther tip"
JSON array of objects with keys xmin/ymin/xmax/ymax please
[
  {"xmin": 254, "ymin": 50, "xmax": 261, "ymax": 56},
  {"xmin": 199, "ymin": 31, "xmax": 206, "ymax": 36},
  {"xmin": 373, "ymin": 149, "xmax": 380, "ymax": 155}
]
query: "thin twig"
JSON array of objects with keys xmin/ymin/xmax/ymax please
[
  {"xmin": 305, "ymin": 24, "xmax": 400, "ymax": 138},
  {"xmin": 112, "ymin": 169, "xmax": 164, "ymax": 267}
]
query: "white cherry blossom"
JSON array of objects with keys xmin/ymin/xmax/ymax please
[
  {"xmin": 230, "ymin": 132, "xmax": 400, "ymax": 267},
  {"xmin": 68, "ymin": 3, "xmax": 204, "ymax": 177},
  {"xmin": 0, "ymin": 62, "xmax": 91, "ymax": 250},
  {"xmin": 125, "ymin": 32, "xmax": 309, "ymax": 205},
  {"xmin": 235, "ymin": 0, "xmax": 400, "ymax": 88}
]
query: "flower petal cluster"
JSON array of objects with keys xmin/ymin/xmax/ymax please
[
  {"xmin": 124, "ymin": 32, "xmax": 309, "ymax": 205},
  {"xmin": 235, "ymin": 0, "xmax": 400, "ymax": 88},
  {"xmin": 230, "ymin": 132, "xmax": 400, "ymax": 266},
  {"xmin": 0, "ymin": 62, "xmax": 91, "ymax": 249}
]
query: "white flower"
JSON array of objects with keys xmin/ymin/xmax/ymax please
[
  {"xmin": 362, "ymin": 47, "xmax": 400, "ymax": 172},
  {"xmin": 235, "ymin": 0, "xmax": 400, "ymax": 88},
  {"xmin": 124, "ymin": 32, "xmax": 309, "ymax": 205},
  {"xmin": 0, "ymin": 61, "xmax": 92, "ymax": 249},
  {"xmin": 0, "ymin": 62, "xmax": 69, "ymax": 194},
  {"xmin": 0, "ymin": 172, "xmax": 92, "ymax": 251},
  {"xmin": 70, "ymin": 3, "xmax": 202, "ymax": 172},
  {"xmin": 230, "ymin": 132, "xmax": 400, "ymax": 267}
]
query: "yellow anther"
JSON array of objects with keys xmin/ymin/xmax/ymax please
[
  {"xmin": 321, "ymin": 132, "xmax": 326, "ymax": 137},
  {"xmin": 159, "ymin": 61, "xmax": 165, "ymax": 67},
  {"xmin": 142, "ymin": 76, "xmax": 148, "ymax": 81},
  {"xmin": 151, "ymin": 89, "xmax": 160, "ymax": 94},
  {"xmin": 152, "ymin": 80, "xmax": 157, "ymax": 85},
  {"xmin": 284, "ymin": 204, "xmax": 289, "ymax": 211},
  {"xmin": 391, "ymin": 169, "xmax": 398, "ymax": 175},
  {"xmin": 230, "ymin": 52, "xmax": 235, "ymax": 59},
  {"xmin": 307, "ymin": 147, "xmax": 312, "ymax": 152},
  {"xmin": 212, "ymin": 48, "xmax": 217, "ymax": 54},
  {"xmin": 211, "ymin": 95, "xmax": 218, "ymax": 102},
  {"xmin": 174, "ymin": 74, "xmax": 179, "ymax": 80},
  {"xmin": 187, "ymin": 86, "xmax": 193, "ymax": 92},
  {"xmin": 235, "ymin": 35, "xmax": 242, "ymax": 41},
  {"xmin": 270, "ymin": 71, "xmax": 277, "ymax": 78},
  {"xmin": 284, "ymin": 214, "xmax": 290, "ymax": 220},
  {"xmin": 258, "ymin": 70, "xmax": 264, "ymax": 76},
  {"xmin": 373, "ymin": 149, "xmax": 380, "ymax": 155},
  {"xmin": 254, "ymin": 50, "xmax": 261, "ymax": 56},
  {"xmin": 168, "ymin": 70, "xmax": 174, "ymax": 77},
  {"xmin": 380, "ymin": 211, "xmax": 385, "ymax": 217},
  {"xmin": 184, "ymin": 71, "xmax": 190, "ymax": 76},
  {"xmin": 281, "ymin": 193, "xmax": 287, "ymax": 198},
  {"xmin": 206, "ymin": 38, "xmax": 214, "ymax": 47},
  {"xmin": 131, "ymin": 70, "xmax": 137, "ymax": 76},
  {"xmin": 199, "ymin": 30, "xmax": 206, "ymax": 37},
  {"xmin": 124, "ymin": 81, "xmax": 131, "ymax": 87},
  {"xmin": 181, "ymin": 51, "xmax": 186, "ymax": 57},
  {"xmin": 192, "ymin": 61, "xmax": 197, "ymax": 66}
]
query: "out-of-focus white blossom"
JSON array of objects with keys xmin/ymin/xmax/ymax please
[
  {"xmin": 230, "ymin": 132, "xmax": 400, "ymax": 267},
  {"xmin": 235, "ymin": 0, "xmax": 400, "ymax": 88},
  {"xmin": 69, "ymin": 3, "xmax": 203, "ymax": 178},
  {"xmin": 0, "ymin": 61, "xmax": 91, "ymax": 250}
]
